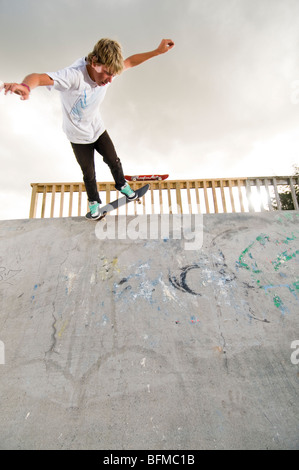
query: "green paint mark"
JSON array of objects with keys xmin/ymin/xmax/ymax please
[
  {"xmin": 277, "ymin": 234, "xmax": 297, "ymax": 245},
  {"xmin": 237, "ymin": 234, "xmax": 269, "ymax": 271},
  {"xmin": 237, "ymin": 231, "xmax": 299, "ymax": 314},
  {"xmin": 271, "ymin": 249, "xmax": 299, "ymax": 271},
  {"xmin": 256, "ymin": 234, "xmax": 270, "ymax": 245},
  {"xmin": 273, "ymin": 295, "xmax": 283, "ymax": 308},
  {"xmin": 237, "ymin": 241, "xmax": 255, "ymax": 270},
  {"xmin": 272, "ymin": 294, "xmax": 289, "ymax": 315}
]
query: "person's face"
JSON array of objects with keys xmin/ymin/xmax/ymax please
[{"xmin": 91, "ymin": 62, "xmax": 115, "ymax": 86}]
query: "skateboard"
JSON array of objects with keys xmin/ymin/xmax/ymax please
[
  {"xmin": 124, "ymin": 174, "xmax": 169, "ymax": 182},
  {"xmin": 85, "ymin": 184, "xmax": 149, "ymax": 220}
]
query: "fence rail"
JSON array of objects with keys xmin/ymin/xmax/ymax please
[{"xmin": 29, "ymin": 176, "xmax": 299, "ymax": 219}]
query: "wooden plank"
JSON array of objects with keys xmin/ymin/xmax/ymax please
[
  {"xmin": 167, "ymin": 182, "xmax": 172, "ymax": 215},
  {"xmin": 68, "ymin": 184, "xmax": 74, "ymax": 217},
  {"xmin": 290, "ymin": 177, "xmax": 299, "ymax": 210},
  {"xmin": 220, "ymin": 180, "xmax": 227, "ymax": 213},
  {"xmin": 228, "ymin": 180, "xmax": 236, "ymax": 213},
  {"xmin": 176, "ymin": 182, "xmax": 183, "ymax": 214},
  {"xmin": 272, "ymin": 178, "xmax": 281, "ymax": 210},
  {"xmin": 237, "ymin": 179, "xmax": 245, "ymax": 212},
  {"xmin": 245, "ymin": 180, "xmax": 254, "ymax": 212},
  {"xmin": 59, "ymin": 184, "xmax": 65, "ymax": 218},
  {"xmin": 29, "ymin": 184, "xmax": 38, "ymax": 219},
  {"xmin": 50, "ymin": 185, "xmax": 56, "ymax": 218},
  {"xmin": 255, "ymin": 178, "xmax": 264, "ymax": 212},
  {"xmin": 211, "ymin": 180, "xmax": 218, "ymax": 213},
  {"xmin": 186, "ymin": 181, "xmax": 192, "ymax": 214},
  {"xmin": 78, "ymin": 183, "xmax": 82, "ymax": 216},
  {"xmin": 264, "ymin": 178, "xmax": 273, "ymax": 211},
  {"xmin": 41, "ymin": 186, "xmax": 47, "ymax": 218},
  {"xmin": 194, "ymin": 180, "xmax": 200, "ymax": 213},
  {"xmin": 159, "ymin": 184, "xmax": 163, "ymax": 214},
  {"xmin": 203, "ymin": 181, "xmax": 210, "ymax": 213},
  {"xmin": 151, "ymin": 185, "xmax": 155, "ymax": 214},
  {"xmin": 116, "ymin": 190, "xmax": 120, "ymax": 216},
  {"xmin": 106, "ymin": 186, "xmax": 110, "ymax": 204}
]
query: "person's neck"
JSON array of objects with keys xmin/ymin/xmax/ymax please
[{"xmin": 86, "ymin": 63, "xmax": 96, "ymax": 83}]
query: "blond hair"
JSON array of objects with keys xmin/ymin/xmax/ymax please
[{"xmin": 87, "ymin": 38, "xmax": 124, "ymax": 75}]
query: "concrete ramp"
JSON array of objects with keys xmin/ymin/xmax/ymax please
[{"xmin": 0, "ymin": 212, "xmax": 298, "ymax": 449}]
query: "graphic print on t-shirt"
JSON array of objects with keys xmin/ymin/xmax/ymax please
[{"xmin": 70, "ymin": 89, "xmax": 100, "ymax": 123}]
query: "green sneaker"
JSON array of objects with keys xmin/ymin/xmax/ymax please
[
  {"xmin": 89, "ymin": 201, "xmax": 100, "ymax": 218},
  {"xmin": 120, "ymin": 183, "xmax": 137, "ymax": 200}
]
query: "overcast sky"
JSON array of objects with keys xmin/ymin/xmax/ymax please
[{"xmin": 1, "ymin": 0, "xmax": 299, "ymax": 220}]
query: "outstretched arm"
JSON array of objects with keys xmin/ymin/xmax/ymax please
[
  {"xmin": 4, "ymin": 73, "xmax": 54, "ymax": 100},
  {"xmin": 123, "ymin": 39, "xmax": 174, "ymax": 71}
]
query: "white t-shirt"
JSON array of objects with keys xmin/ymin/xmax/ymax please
[{"xmin": 47, "ymin": 58, "xmax": 110, "ymax": 144}]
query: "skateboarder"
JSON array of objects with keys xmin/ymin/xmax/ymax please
[{"xmin": 3, "ymin": 38, "xmax": 175, "ymax": 218}]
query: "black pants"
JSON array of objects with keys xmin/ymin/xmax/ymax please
[{"xmin": 71, "ymin": 131, "xmax": 126, "ymax": 203}]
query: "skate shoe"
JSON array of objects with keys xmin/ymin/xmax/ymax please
[
  {"xmin": 120, "ymin": 182, "xmax": 137, "ymax": 200},
  {"xmin": 89, "ymin": 201, "xmax": 101, "ymax": 218}
]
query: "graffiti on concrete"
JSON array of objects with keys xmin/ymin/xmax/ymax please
[
  {"xmin": 237, "ymin": 231, "xmax": 299, "ymax": 315},
  {"xmin": 110, "ymin": 214, "xmax": 299, "ymax": 318},
  {"xmin": 169, "ymin": 265, "xmax": 202, "ymax": 296}
]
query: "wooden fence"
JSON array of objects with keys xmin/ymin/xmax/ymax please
[{"xmin": 29, "ymin": 176, "xmax": 299, "ymax": 219}]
